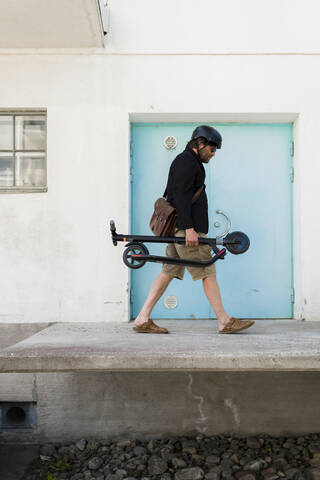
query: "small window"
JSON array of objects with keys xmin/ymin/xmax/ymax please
[{"xmin": 0, "ymin": 111, "xmax": 47, "ymax": 193}]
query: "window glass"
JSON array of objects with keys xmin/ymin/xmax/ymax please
[
  {"xmin": 15, "ymin": 115, "xmax": 46, "ymax": 151},
  {"xmin": 0, "ymin": 153, "xmax": 13, "ymax": 186},
  {"xmin": 15, "ymin": 153, "xmax": 46, "ymax": 187},
  {"xmin": 0, "ymin": 116, "xmax": 13, "ymax": 150}
]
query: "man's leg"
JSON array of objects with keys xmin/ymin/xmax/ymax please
[
  {"xmin": 202, "ymin": 275, "xmax": 230, "ymax": 331},
  {"xmin": 202, "ymin": 275, "xmax": 255, "ymax": 333},
  {"xmin": 134, "ymin": 272, "xmax": 174, "ymax": 326}
]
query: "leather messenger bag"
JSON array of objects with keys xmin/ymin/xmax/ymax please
[{"xmin": 149, "ymin": 185, "xmax": 204, "ymax": 237}]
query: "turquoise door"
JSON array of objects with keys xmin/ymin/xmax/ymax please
[{"xmin": 130, "ymin": 123, "xmax": 293, "ymax": 319}]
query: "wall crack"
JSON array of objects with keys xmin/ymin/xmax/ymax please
[{"xmin": 186, "ymin": 373, "xmax": 208, "ymax": 434}]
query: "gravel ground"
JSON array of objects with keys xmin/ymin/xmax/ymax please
[{"xmin": 23, "ymin": 434, "xmax": 320, "ymax": 480}]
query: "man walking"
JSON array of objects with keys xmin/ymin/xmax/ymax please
[{"xmin": 134, "ymin": 125, "xmax": 254, "ymax": 334}]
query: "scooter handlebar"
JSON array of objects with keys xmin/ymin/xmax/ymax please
[
  {"xmin": 110, "ymin": 220, "xmax": 117, "ymax": 245},
  {"xmin": 110, "ymin": 220, "xmax": 116, "ymax": 233}
]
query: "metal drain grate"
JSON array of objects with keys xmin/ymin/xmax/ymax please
[
  {"xmin": 163, "ymin": 135, "xmax": 178, "ymax": 150},
  {"xmin": 164, "ymin": 295, "xmax": 178, "ymax": 309},
  {"xmin": 0, "ymin": 402, "xmax": 37, "ymax": 429}
]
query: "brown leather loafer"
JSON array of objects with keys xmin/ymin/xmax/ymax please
[
  {"xmin": 219, "ymin": 317, "xmax": 255, "ymax": 334},
  {"xmin": 133, "ymin": 319, "xmax": 169, "ymax": 334}
]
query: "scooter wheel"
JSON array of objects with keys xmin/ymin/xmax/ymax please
[
  {"xmin": 225, "ymin": 231, "xmax": 250, "ymax": 255},
  {"xmin": 123, "ymin": 243, "xmax": 148, "ymax": 269}
]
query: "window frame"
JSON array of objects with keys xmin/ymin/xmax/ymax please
[{"xmin": 0, "ymin": 110, "xmax": 47, "ymax": 193}]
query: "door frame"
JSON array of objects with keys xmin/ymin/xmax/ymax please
[{"xmin": 128, "ymin": 112, "xmax": 300, "ymax": 322}]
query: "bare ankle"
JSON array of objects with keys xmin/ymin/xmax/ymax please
[
  {"xmin": 218, "ymin": 315, "xmax": 230, "ymax": 326},
  {"xmin": 134, "ymin": 316, "xmax": 148, "ymax": 326}
]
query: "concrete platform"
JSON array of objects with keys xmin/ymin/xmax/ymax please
[{"xmin": 1, "ymin": 320, "xmax": 320, "ymax": 372}]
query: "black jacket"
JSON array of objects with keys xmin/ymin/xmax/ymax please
[{"xmin": 165, "ymin": 148, "xmax": 209, "ymax": 234}]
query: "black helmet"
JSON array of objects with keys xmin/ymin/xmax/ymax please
[{"xmin": 191, "ymin": 125, "xmax": 222, "ymax": 149}]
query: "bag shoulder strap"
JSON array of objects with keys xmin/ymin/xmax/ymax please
[
  {"xmin": 163, "ymin": 185, "xmax": 204, "ymax": 203},
  {"xmin": 191, "ymin": 185, "xmax": 204, "ymax": 204}
]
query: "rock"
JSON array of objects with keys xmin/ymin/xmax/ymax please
[
  {"xmin": 40, "ymin": 444, "xmax": 56, "ymax": 457},
  {"xmin": 172, "ymin": 458, "xmax": 187, "ymax": 468},
  {"xmin": 147, "ymin": 440, "xmax": 157, "ymax": 452},
  {"xmin": 175, "ymin": 467, "xmax": 204, "ymax": 480},
  {"xmin": 205, "ymin": 472, "xmax": 220, "ymax": 480},
  {"xmin": 148, "ymin": 455, "xmax": 168, "ymax": 475},
  {"xmin": 244, "ymin": 460, "xmax": 265, "ymax": 472},
  {"xmin": 76, "ymin": 439, "xmax": 87, "ymax": 451},
  {"xmin": 58, "ymin": 446, "xmax": 70, "ymax": 456},
  {"xmin": 182, "ymin": 441, "xmax": 198, "ymax": 455},
  {"xmin": 134, "ymin": 446, "xmax": 147, "ymax": 456},
  {"xmin": 231, "ymin": 454, "xmax": 240, "ymax": 465},
  {"xmin": 235, "ymin": 473, "xmax": 256, "ymax": 480},
  {"xmin": 163, "ymin": 451, "xmax": 175, "ymax": 463},
  {"xmin": 284, "ymin": 442, "xmax": 295, "ymax": 449},
  {"xmin": 69, "ymin": 445, "xmax": 80, "ymax": 460},
  {"xmin": 247, "ymin": 438, "xmax": 261, "ymax": 450},
  {"xmin": 221, "ymin": 468, "xmax": 234, "ymax": 480},
  {"xmin": 296, "ymin": 473, "xmax": 307, "ymax": 480},
  {"xmin": 297, "ymin": 438, "xmax": 306, "ymax": 445},
  {"xmin": 117, "ymin": 440, "xmax": 132, "ymax": 448},
  {"xmin": 161, "ymin": 474, "xmax": 172, "ymax": 480},
  {"xmin": 274, "ymin": 458, "xmax": 289, "ymax": 471},
  {"xmin": 40, "ymin": 455, "xmax": 51, "ymax": 462},
  {"xmin": 309, "ymin": 446, "xmax": 320, "ymax": 455},
  {"xmin": 261, "ymin": 467, "xmax": 279, "ymax": 480},
  {"xmin": 88, "ymin": 456, "xmax": 103, "ymax": 470},
  {"xmin": 116, "ymin": 470, "xmax": 128, "ymax": 477},
  {"xmin": 307, "ymin": 470, "xmax": 320, "ymax": 480},
  {"xmin": 192, "ymin": 454, "xmax": 205, "ymax": 465},
  {"xmin": 232, "ymin": 464, "xmax": 241, "ymax": 470},
  {"xmin": 220, "ymin": 459, "xmax": 234, "ymax": 470},
  {"xmin": 284, "ymin": 468, "xmax": 300, "ymax": 480},
  {"xmin": 206, "ymin": 456, "xmax": 220, "ymax": 466},
  {"xmin": 137, "ymin": 464, "xmax": 146, "ymax": 473},
  {"xmin": 71, "ymin": 474, "xmax": 84, "ymax": 480}
]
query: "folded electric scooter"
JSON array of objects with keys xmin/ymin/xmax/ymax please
[{"xmin": 110, "ymin": 219, "xmax": 250, "ymax": 270}]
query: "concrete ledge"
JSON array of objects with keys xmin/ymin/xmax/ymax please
[
  {"xmin": 0, "ymin": 323, "xmax": 52, "ymax": 349},
  {"xmin": 1, "ymin": 320, "xmax": 320, "ymax": 372}
]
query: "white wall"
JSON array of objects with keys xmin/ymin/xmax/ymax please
[
  {"xmin": 0, "ymin": 0, "xmax": 319, "ymax": 322},
  {"xmin": 105, "ymin": 0, "xmax": 320, "ymax": 54}
]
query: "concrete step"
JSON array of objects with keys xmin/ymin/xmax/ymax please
[{"xmin": 0, "ymin": 320, "xmax": 320, "ymax": 372}]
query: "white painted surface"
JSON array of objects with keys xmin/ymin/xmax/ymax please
[
  {"xmin": 0, "ymin": 0, "xmax": 104, "ymax": 48},
  {"xmin": 0, "ymin": 1, "xmax": 318, "ymax": 322},
  {"xmin": 105, "ymin": 0, "xmax": 320, "ymax": 54}
]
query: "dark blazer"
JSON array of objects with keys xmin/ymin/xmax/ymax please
[{"xmin": 165, "ymin": 148, "xmax": 209, "ymax": 234}]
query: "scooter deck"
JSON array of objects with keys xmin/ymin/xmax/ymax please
[{"xmin": 130, "ymin": 249, "xmax": 227, "ymax": 268}]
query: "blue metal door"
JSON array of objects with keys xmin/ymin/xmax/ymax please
[{"xmin": 130, "ymin": 123, "xmax": 293, "ymax": 319}]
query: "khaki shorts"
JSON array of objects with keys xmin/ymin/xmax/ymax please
[{"xmin": 161, "ymin": 229, "xmax": 216, "ymax": 281}]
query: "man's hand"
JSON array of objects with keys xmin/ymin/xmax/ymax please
[{"xmin": 185, "ymin": 228, "xmax": 199, "ymax": 247}]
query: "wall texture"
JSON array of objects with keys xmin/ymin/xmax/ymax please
[
  {"xmin": 0, "ymin": 0, "xmax": 319, "ymax": 322},
  {"xmin": 2, "ymin": 371, "xmax": 320, "ymax": 443}
]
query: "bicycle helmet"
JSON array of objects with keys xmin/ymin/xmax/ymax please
[{"xmin": 191, "ymin": 125, "xmax": 222, "ymax": 149}]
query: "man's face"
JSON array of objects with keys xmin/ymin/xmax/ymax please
[{"xmin": 198, "ymin": 142, "xmax": 217, "ymax": 163}]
